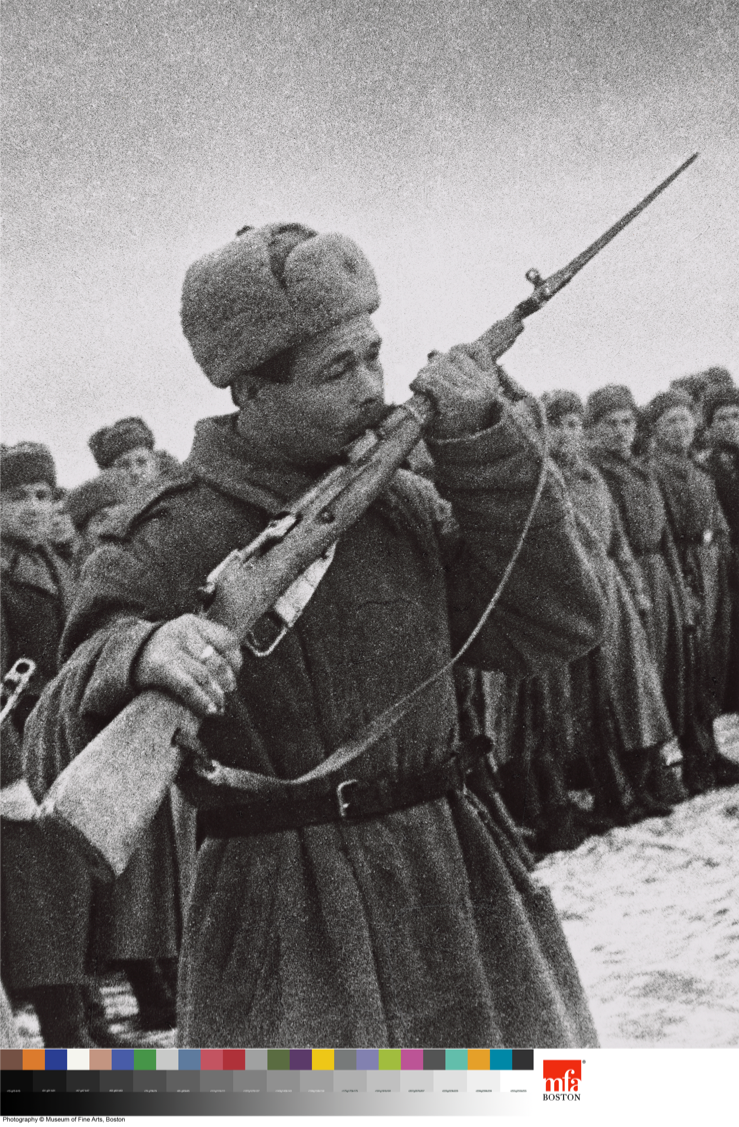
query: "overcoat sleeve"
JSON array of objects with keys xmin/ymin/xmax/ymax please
[
  {"xmin": 1, "ymin": 613, "xmax": 25, "ymax": 786},
  {"xmin": 425, "ymin": 407, "xmax": 606, "ymax": 676},
  {"xmin": 609, "ymin": 496, "xmax": 650, "ymax": 610}
]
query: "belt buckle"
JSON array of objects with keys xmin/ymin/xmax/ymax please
[
  {"xmin": 702, "ymin": 529, "xmax": 713, "ymax": 545},
  {"xmin": 336, "ymin": 779, "xmax": 359, "ymax": 820}
]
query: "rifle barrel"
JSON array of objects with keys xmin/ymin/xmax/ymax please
[{"xmin": 516, "ymin": 153, "xmax": 699, "ymax": 317}]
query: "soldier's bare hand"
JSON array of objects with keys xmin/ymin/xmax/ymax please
[
  {"xmin": 411, "ymin": 344, "xmax": 504, "ymax": 440},
  {"xmin": 133, "ymin": 615, "xmax": 242, "ymax": 718}
]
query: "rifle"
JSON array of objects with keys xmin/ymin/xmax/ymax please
[
  {"xmin": 1, "ymin": 660, "xmax": 40, "ymax": 821},
  {"xmin": 38, "ymin": 154, "xmax": 698, "ymax": 879},
  {"xmin": 1, "ymin": 659, "xmax": 37, "ymax": 725}
]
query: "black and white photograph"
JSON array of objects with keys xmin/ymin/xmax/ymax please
[{"xmin": 1, "ymin": 0, "xmax": 738, "ymax": 1086}]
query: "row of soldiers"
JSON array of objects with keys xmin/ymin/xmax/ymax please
[
  {"xmin": 1, "ymin": 419, "xmax": 184, "ymax": 1047},
  {"xmin": 1, "ymin": 367, "xmax": 738, "ymax": 1046},
  {"xmin": 458, "ymin": 373, "xmax": 739, "ymax": 854}
]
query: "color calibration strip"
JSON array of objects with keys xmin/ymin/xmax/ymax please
[
  {"xmin": 1, "ymin": 1048, "xmax": 535, "ymax": 1114},
  {"xmin": 1, "ymin": 1046, "xmax": 533, "ymax": 1073}
]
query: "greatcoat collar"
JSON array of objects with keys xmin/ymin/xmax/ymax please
[
  {"xmin": 1, "ymin": 539, "xmax": 73, "ymax": 609},
  {"xmin": 551, "ymin": 452, "xmax": 601, "ymax": 486},
  {"xmin": 184, "ymin": 414, "xmax": 323, "ymax": 515},
  {"xmin": 589, "ymin": 446, "xmax": 653, "ymax": 483}
]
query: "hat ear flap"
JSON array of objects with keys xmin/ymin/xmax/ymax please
[{"xmin": 181, "ymin": 224, "xmax": 379, "ymax": 388}]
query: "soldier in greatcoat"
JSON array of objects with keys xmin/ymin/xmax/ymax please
[
  {"xmin": 88, "ymin": 417, "xmax": 181, "ymax": 496},
  {"xmin": 545, "ymin": 392, "xmax": 677, "ymax": 817},
  {"xmin": 584, "ymin": 386, "xmax": 695, "ymax": 769},
  {"xmin": 642, "ymin": 389, "xmax": 738, "ymax": 791},
  {"xmin": 703, "ymin": 388, "xmax": 739, "ymax": 713},
  {"xmin": 494, "ymin": 389, "xmax": 679, "ymax": 853},
  {"xmin": 41, "ymin": 467, "xmax": 181, "ymax": 1033},
  {"xmin": 64, "ymin": 472, "xmax": 129, "ymax": 574},
  {"xmin": 0, "ymin": 443, "xmax": 95, "ymax": 1045},
  {"xmin": 26, "ymin": 221, "xmax": 607, "ymax": 1048}
]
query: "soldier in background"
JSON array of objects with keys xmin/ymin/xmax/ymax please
[
  {"xmin": 0, "ymin": 443, "xmax": 95, "ymax": 1045},
  {"xmin": 703, "ymin": 388, "xmax": 739, "ymax": 713},
  {"xmin": 2, "ymin": 446, "xmax": 179, "ymax": 1042},
  {"xmin": 544, "ymin": 392, "xmax": 677, "ymax": 819},
  {"xmin": 64, "ymin": 471, "xmax": 129, "ymax": 571},
  {"xmin": 670, "ymin": 367, "xmax": 735, "ymax": 453},
  {"xmin": 48, "ymin": 488, "xmax": 80, "ymax": 566},
  {"xmin": 584, "ymin": 386, "xmax": 693, "ymax": 798},
  {"xmin": 642, "ymin": 389, "xmax": 738, "ymax": 791},
  {"xmin": 88, "ymin": 417, "xmax": 180, "ymax": 496}
]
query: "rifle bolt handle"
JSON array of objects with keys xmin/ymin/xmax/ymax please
[
  {"xmin": 319, "ymin": 509, "xmax": 336, "ymax": 524},
  {"xmin": 525, "ymin": 268, "xmax": 544, "ymax": 288}
]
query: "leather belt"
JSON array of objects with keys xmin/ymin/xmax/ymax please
[{"xmin": 197, "ymin": 737, "xmax": 492, "ymax": 842}]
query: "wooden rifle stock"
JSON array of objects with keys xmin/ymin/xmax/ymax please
[{"xmin": 38, "ymin": 395, "xmax": 434, "ymax": 877}]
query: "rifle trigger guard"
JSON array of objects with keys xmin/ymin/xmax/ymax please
[
  {"xmin": 243, "ymin": 544, "xmax": 337, "ymax": 659},
  {"xmin": 244, "ymin": 613, "xmax": 290, "ymax": 658}
]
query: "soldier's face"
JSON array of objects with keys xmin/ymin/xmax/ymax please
[
  {"xmin": 0, "ymin": 482, "xmax": 54, "ymax": 546},
  {"xmin": 710, "ymin": 405, "xmax": 739, "ymax": 448},
  {"xmin": 80, "ymin": 505, "xmax": 124, "ymax": 557},
  {"xmin": 50, "ymin": 500, "xmax": 77, "ymax": 547},
  {"xmin": 247, "ymin": 314, "xmax": 386, "ymax": 465},
  {"xmin": 590, "ymin": 409, "xmax": 636, "ymax": 458},
  {"xmin": 653, "ymin": 405, "xmax": 696, "ymax": 455},
  {"xmin": 113, "ymin": 446, "xmax": 158, "ymax": 490},
  {"xmin": 549, "ymin": 413, "xmax": 584, "ymax": 460}
]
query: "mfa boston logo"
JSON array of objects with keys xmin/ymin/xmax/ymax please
[{"xmin": 542, "ymin": 1059, "xmax": 582, "ymax": 1100}]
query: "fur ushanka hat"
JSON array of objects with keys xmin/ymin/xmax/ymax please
[
  {"xmin": 704, "ymin": 386, "xmax": 739, "ymax": 426},
  {"xmin": 88, "ymin": 417, "xmax": 155, "ymax": 470},
  {"xmin": 65, "ymin": 471, "xmax": 128, "ymax": 531},
  {"xmin": 180, "ymin": 222, "xmax": 380, "ymax": 387},
  {"xmin": 641, "ymin": 389, "xmax": 694, "ymax": 434},
  {"xmin": 542, "ymin": 390, "xmax": 584, "ymax": 426},
  {"xmin": 0, "ymin": 443, "xmax": 56, "ymax": 492},
  {"xmin": 583, "ymin": 385, "xmax": 638, "ymax": 428}
]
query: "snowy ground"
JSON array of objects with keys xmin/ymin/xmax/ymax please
[
  {"xmin": 538, "ymin": 713, "xmax": 739, "ymax": 1048},
  {"xmin": 14, "ymin": 716, "xmax": 739, "ymax": 1049}
]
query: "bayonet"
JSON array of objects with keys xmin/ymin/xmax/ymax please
[{"xmin": 516, "ymin": 153, "xmax": 699, "ymax": 317}]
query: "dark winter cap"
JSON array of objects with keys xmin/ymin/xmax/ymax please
[
  {"xmin": 705, "ymin": 387, "xmax": 739, "ymax": 426},
  {"xmin": 64, "ymin": 472, "xmax": 128, "ymax": 531},
  {"xmin": 0, "ymin": 443, "xmax": 57, "ymax": 492},
  {"xmin": 89, "ymin": 417, "xmax": 155, "ymax": 470},
  {"xmin": 542, "ymin": 390, "xmax": 584, "ymax": 426},
  {"xmin": 583, "ymin": 385, "xmax": 637, "ymax": 428},
  {"xmin": 641, "ymin": 389, "xmax": 695, "ymax": 433},
  {"xmin": 180, "ymin": 222, "xmax": 380, "ymax": 388}
]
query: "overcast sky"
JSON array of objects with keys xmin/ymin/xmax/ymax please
[{"xmin": 3, "ymin": 0, "xmax": 737, "ymax": 485}]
